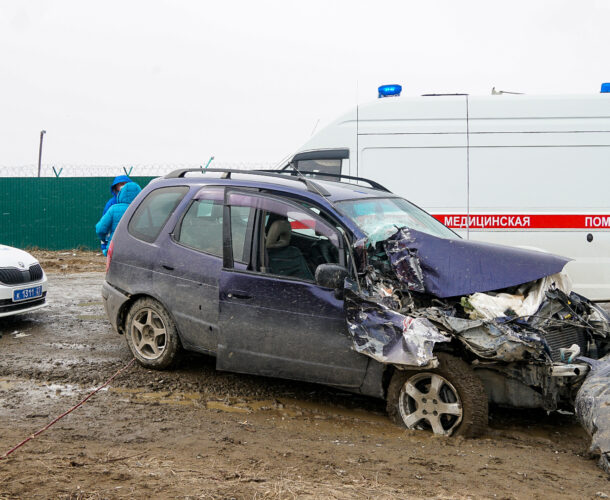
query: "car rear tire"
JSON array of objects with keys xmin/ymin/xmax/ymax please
[
  {"xmin": 125, "ymin": 297, "xmax": 182, "ymax": 370},
  {"xmin": 386, "ymin": 353, "xmax": 488, "ymax": 437}
]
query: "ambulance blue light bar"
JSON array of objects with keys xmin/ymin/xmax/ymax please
[
  {"xmin": 378, "ymin": 84, "xmax": 402, "ymax": 98},
  {"xmin": 601, "ymin": 83, "xmax": 610, "ymax": 93}
]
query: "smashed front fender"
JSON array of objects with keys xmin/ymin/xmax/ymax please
[{"xmin": 344, "ymin": 281, "xmax": 450, "ymax": 366}]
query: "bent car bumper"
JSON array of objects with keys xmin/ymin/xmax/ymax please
[{"xmin": 102, "ymin": 280, "xmax": 129, "ymax": 333}]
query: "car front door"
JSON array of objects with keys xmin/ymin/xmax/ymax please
[{"xmin": 216, "ymin": 190, "xmax": 369, "ymax": 388}]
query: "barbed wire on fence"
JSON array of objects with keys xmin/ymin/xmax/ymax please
[{"xmin": 0, "ymin": 162, "xmax": 278, "ymax": 177}]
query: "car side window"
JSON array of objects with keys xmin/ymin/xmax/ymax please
[
  {"xmin": 175, "ymin": 188, "xmax": 254, "ymax": 263},
  {"xmin": 128, "ymin": 186, "xmax": 189, "ymax": 243},
  {"xmin": 176, "ymin": 197, "xmax": 224, "ymax": 257},
  {"xmin": 290, "ymin": 218, "xmax": 317, "ymax": 238},
  {"xmin": 261, "ymin": 212, "xmax": 340, "ymax": 281},
  {"xmin": 225, "ymin": 191, "xmax": 342, "ymax": 282},
  {"xmin": 230, "ymin": 205, "xmax": 255, "ymax": 263}
]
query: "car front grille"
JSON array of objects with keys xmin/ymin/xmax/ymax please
[
  {"xmin": 542, "ymin": 324, "xmax": 588, "ymax": 362},
  {"xmin": 0, "ymin": 264, "xmax": 43, "ymax": 285},
  {"xmin": 29, "ymin": 264, "xmax": 43, "ymax": 281},
  {"xmin": 0, "ymin": 293, "xmax": 47, "ymax": 314}
]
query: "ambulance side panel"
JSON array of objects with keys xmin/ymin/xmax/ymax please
[
  {"xmin": 357, "ymin": 96, "xmax": 468, "ymax": 214},
  {"xmin": 465, "ymin": 95, "xmax": 610, "ymax": 299}
]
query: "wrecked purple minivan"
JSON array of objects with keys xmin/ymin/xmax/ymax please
[{"xmin": 102, "ymin": 168, "xmax": 610, "ymax": 470}]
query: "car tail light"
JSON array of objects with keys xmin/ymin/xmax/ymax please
[{"xmin": 106, "ymin": 240, "xmax": 114, "ymax": 273}]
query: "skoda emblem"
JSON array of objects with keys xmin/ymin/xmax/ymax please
[{"xmin": 18, "ymin": 261, "xmax": 25, "ymax": 269}]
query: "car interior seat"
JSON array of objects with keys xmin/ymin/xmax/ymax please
[{"xmin": 266, "ymin": 220, "xmax": 314, "ymax": 280}]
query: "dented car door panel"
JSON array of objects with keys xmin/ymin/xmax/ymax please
[
  {"xmin": 152, "ymin": 240, "xmax": 221, "ymax": 353},
  {"xmin": 217, "ymin": 271, "xmax": 368, "ymax": 387}
]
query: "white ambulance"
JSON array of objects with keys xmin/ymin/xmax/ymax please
[{"xmin": 285, "ymin": 85, "xmax": 610, "ymax": 301}]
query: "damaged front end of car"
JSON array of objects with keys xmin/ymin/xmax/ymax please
[{"xmin": 345, "ymin": 226, "xmax": 610, "ymax": 444}]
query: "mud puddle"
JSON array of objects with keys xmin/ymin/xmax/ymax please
[
  {"xmin": 110, "ymin": 386, "xmax": 392, "ymax": 427},
  {"xmin": 206, "ymin": 396, "xmax": 392, "ymax": 426},
  {"xmin": 0, "ymin": 376, "xmax": 99, "ymax": 420},
  {"xmin": 111, "ymin": 387, "xmax": 203, "ymax": 407},
  {"xmin": 0, "ymin": 377, "xmax": 83, "ymax": 396}
]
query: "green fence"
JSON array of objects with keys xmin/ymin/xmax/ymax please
[{"xmin": 0, "ymin": 177, "xmax": 156, "ymax": 250}]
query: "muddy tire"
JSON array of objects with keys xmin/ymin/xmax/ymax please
[
  {"xmin": 125, "ymin": 297, "xmax": 182, "ymax": 370},
  {"xmin": 386, "ymin": 353, "xmax": 488, "ymax": 437}
]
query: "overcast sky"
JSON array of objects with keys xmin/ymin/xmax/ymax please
[{"xmin": 2, "ymin": 0, "xmax": 610, "ymax": 170}]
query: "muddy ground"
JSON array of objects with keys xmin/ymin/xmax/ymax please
[
  {"xmin": 27, "ymin": 249, "xmax": 107, "ymax": 274},
  {"xmin": 0, "ymin": 253, "xmax": 609, "ymax": 499}
]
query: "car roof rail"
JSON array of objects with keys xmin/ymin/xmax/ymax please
[
  {"xmin": 163, "ymin": 168, "xmax": 331, "ymax": 197},
  {"xmin": 260, "ymin": 169, "xmax": 392, "ymax": 193}
]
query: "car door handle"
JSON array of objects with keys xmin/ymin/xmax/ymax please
[
  {"xmin": 226, "ymin": 291, "xmax": 252, "ymax": 300},
  {"xmin": 161, "ymin": 264, "xmax": 175, "ymax": 271}
]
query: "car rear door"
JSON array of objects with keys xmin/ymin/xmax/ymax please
[
  {"xmin": 152, "ymin": 187, "xmax": 226, "ymax": 353},
  {"xmin": 216, "ymin": 189, "xmax": 369, "ymax": 388}
]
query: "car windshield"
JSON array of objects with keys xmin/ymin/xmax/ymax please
[{"xmin": 336, "ymin": 197, "xmax": 458, "ymax": 242}]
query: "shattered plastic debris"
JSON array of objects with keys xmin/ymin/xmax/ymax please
[
  {"xmin": 347, "ymin": 225, "xmax": 605, "ymax": 370},
  {"xmin": 346, "ymin": 227, "xmax": 562, "ymax": 366},
  {"xmin": 464, "ymin": 293, "xmax": 526, "ymax": 320},
  {"xmin": 345, "ymin": 281, "xmax": 449, "ymax": 366},
  {"xmin": 575, "ymin": 354, "xmax": 610, "ymax": 474},
  {"xmin": 588, "ymin": 303, "xmax": 610, "ymax": 337},
  {"xmin": 466, "ymin": 273, "xmax": 573, "ymax": 321},
  {"xmin": 431, "ymin": 314, "xmax": 547, "ymax": 362}
]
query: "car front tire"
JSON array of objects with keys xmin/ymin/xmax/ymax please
[
  {"xmin": 386, "ymin": 353, "xmax": 488, "ymax": 437},
  {"xmin": 125, "ymin": 297, "xmax": 182, "ymax": 370}
]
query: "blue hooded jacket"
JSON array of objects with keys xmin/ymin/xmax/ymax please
[
  {"xmin": 103, "ymin": 175, "xmax": 132, "ymax": 215},
  {"xmin": 96, "ymin": 182, "xmax": 142, "ymax": 246}
]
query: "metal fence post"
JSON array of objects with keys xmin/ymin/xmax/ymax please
[{"xmin": 37, "ymin": 130, "xmax": 46, "ymax": 177}]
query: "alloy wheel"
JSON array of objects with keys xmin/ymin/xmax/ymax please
[
  {"xmin": 130, "ymin": 307, "xmax": 168, "ymax": 360},
  {"xmin": 398, "ymin": 372, "xmax": 463, "ymax": 436}
]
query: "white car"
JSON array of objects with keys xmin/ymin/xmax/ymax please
[{"xmin": 0, "ymin": 245, "xmax": 48, "ymax": 317}]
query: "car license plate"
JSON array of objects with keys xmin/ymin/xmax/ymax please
[{"xmin": 13, "ymin": 286, "xmax": 42, "ymax": 302}]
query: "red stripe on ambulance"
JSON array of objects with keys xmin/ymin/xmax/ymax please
[{"xmin": 432, "ymin": 214, "xmax": 610, "ymax": 230}]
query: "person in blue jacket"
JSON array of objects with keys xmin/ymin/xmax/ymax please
[
  {"xmin": 99, "ymin": 175, "xmax": 132, "ymax": 253},
  {"xmin": 103, "ymin": 175, "xmax": 132, "ymax": 215},
  {"xmin": 96, "ymin": 181, "xmax": 142, "ymax": 255}
]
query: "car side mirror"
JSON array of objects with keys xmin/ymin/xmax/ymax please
[{"xmin": 315, "ymin": 263, "xmax": 348, "ymax": 291}]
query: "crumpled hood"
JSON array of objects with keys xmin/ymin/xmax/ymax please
[{"xmin": 383, "ymin": 228, "xmax": 571, "ymax": 298}]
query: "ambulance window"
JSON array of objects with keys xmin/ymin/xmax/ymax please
[{"xmin": 295, "ymin": 159, "xmax": 341, "ymax": 178}]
